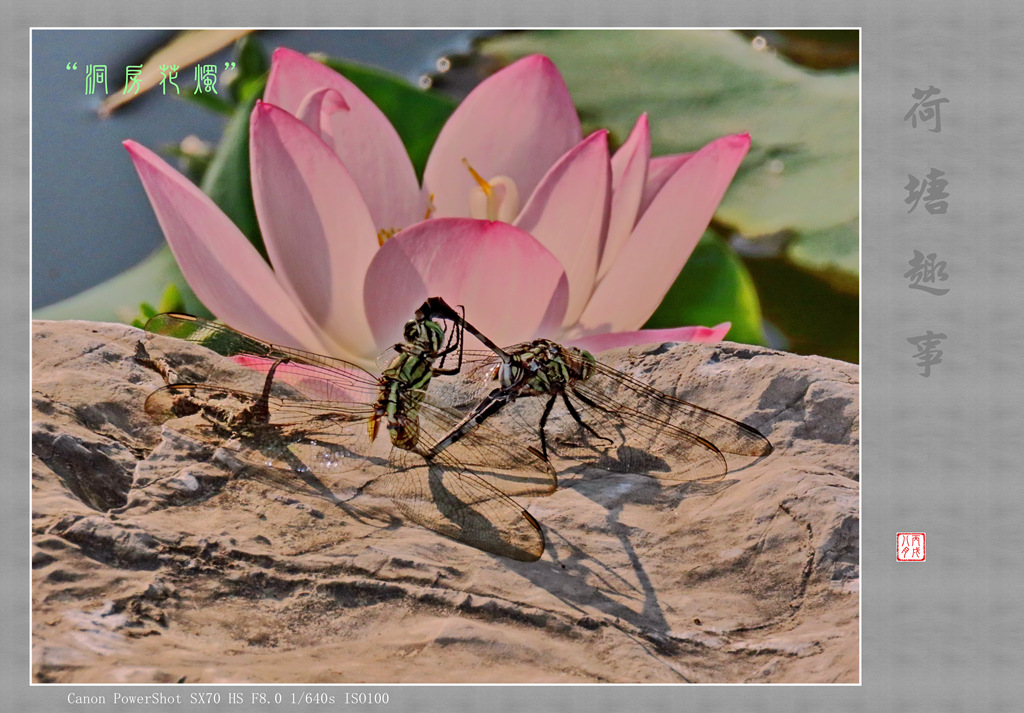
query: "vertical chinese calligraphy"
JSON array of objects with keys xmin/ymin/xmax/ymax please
[
  {"xmin": 907, "ymin": 331, "xmax": 946, "ymax": 377},
  {"xmin": 904, "ymin": 86, "xmax": 949, "ymax": 133},
  {"xmin": 905, "ymin": 169, "xmax": 949, "ymax": 214},
  {"xmin": 905, "ymin": 250, "xmax": 949, "ymax": 295},
  {"xmin": 903, "ymin": 87, "xmax": 950, "ymax": 375}
]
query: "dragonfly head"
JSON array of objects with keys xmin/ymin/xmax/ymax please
[
  {"xmin": 403, "ymin": 317, "xmax": 446, "ymax": 356},
  {"xmin": 570, "ymin": 348, "xmax": 597, "ymax": 381}
]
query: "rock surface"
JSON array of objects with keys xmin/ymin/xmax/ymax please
[{"xmin": 32, "ymin": 320, "xmax": 859, "ymax": 683}]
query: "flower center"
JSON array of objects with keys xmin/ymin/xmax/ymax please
[
  {"xmin": 377, "ymin": 195, "xmax": 435, "ymax": 247},
  {"xmin": 462, "ymin": 158, "xmax": 520, "ymax": 222},
  {"xmin": 376, "ymin": 227, "xmax": 399, "ymax": 246}
]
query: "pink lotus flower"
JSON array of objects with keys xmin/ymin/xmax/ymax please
[{"xmin": 125, "ymin": 49, "xmax": 749, "ymax": 366}]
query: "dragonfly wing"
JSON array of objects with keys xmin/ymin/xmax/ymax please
[
  {"xmin": 368, "ymin": 449, "xmax": 545, "ymax": 562},
  {"xmin": 447, "ymin": 347, "xmax": 725, "ymax": 480},
  {"xmin": 226, "ymin": 357, "xmax": 380, "ymax": 404},
  {"xmin": 145, "ymin": 383, "xmax": 383, "ymax": 478},
  {"xmin": 411, "ymin": 397, "xmax": 557, "ymax": 497},
  {"xmin": 479, "ymin": 383, "xmax": 726, "ymax": 481},
  {"xmin": 144, "ymin": 313, "xmax": 381, "ymax": 401},
  {"xmin": 445, "ymin": 345, "xmax": 765, "ymax": 479},
  {"xmin": 145, "ymin": 313, "xmax": 275, "ymax": 357},
  {"xmin": 374, "ymin": 345, "xmax": 401, "ymax": 372},
  {"xmin": 565, "ymin": 381, "xmax": 727, "ymax": 480},
  {"xmin": 585, "ymin": 359, "xmax": 773, "ymax": 458},
  {"xmin": 425, "ymin": 349, "xmax": 506, "ymax": 410}
]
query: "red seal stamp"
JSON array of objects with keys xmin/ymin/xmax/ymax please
[{"xmin": 897, "ymin": 533, "xmax": 925, "ymax": 562}]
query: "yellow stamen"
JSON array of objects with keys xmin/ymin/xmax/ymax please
[
  {"xmin": 424, "ymin": 192, "xmax": 435, "ymax": 220},
  {"xmin": 377, "ymin": 227, "xmax": 399, "ymax": 247},
  {"xmin": 462, "ymin": 158, "xmax": 492, "ymax": 195},
  {"xmin": 462, "ymin": 159, "xmax": 521, "ymax": 222}
]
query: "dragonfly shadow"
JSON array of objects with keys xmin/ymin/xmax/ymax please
[
  {"xmin": 579, "ymin": 445, "xmax": 672, "ymax": 476},
  {"xmin": 510, "ymin": 471, "xmax": 743, "ymax": 648},
  {"xmin": 375, "ymin": 460, "xmax": 545, "ymax": 562},
  {"xmin": 211, "ymin": 445, "xmax": 394, "ymax": 530},
  {"xmin": 503, "ymin": 514, "xmax": 673, "ymax": 644},
  {"xmin": 427, "ymin": 466, "xmax": 512, "ymax": 550}
]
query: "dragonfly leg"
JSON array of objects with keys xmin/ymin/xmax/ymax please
[
  {"xmin": 133, "ymin": 340, "xmax": 176, "ymax": 384},
  {"xmin": 536, "ymin": 393, "xmax": 557, "ymax": 461},
  {"xmin": 433, "ymin": 304, "xmax": 465, "ymax": 376},
  {"xmin": 423, "ymin": 387, "xmax": 512, "ymax": 460},
  {"xmin": 421, "ymin": 297, "xmax": 511, "ymax": 365},
  {"xmin": 239, "ymin": 356, "xmax": 291, "ymax": 426},
  {"xmin": 561, "ymin": 392, "xmax": 612, "ymax": 445}
]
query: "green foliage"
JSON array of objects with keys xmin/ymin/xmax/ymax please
[
  {"xmin": 481, "ymin": 30, "xmax": 858, "ymax": 283},
  {"xmin": 179, "ymin": 90, "xmax": 235, "ymax": 116},
  {"xmin": 743, "ymin": 253, "xmax": 860, "ymax": 364},
  {"xmin": 644, "ymin": 232, "xmax": 764, "ymax": 345},
  {"xmin": 130, "ymin": 283, "xmax": 187, "ymax": 328},
  {"xmin": 785, "ymin": 219, "xmax": 859, "ymax": 295},
  {"xmin": 321, "ymin": 57, "xmax": 456, "ymax": 179},
  {"xmin": 201, "ymin": 92, "xmax": 264, "ymax": 258},
  {"xmin": 231, "ymin": 35, "xmax": 270, "ymax": 103},
  {"xmin": 481, "ymin": 30, "xmax": 858, "ymax": 236}
]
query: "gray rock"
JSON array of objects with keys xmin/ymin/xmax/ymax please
[{"xmin": 32, "ymin": 319, "xmax": 858, "ymax": 683}]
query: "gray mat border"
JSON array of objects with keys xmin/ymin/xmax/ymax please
[{"xmin": 11, "ymin": 3, "xmax": 1020, "ymax": 711}]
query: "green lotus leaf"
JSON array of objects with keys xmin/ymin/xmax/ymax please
[
  {"xmin": 785, "ymin": 219, "xmax": 860, "ymax": 295},
  {"xmin": 481, "ymin": 30, "xmax": 859, "ymax": 236},
  {"xmin": 643, "ymin": 231, "xmax": 764, "ymax": 346}
]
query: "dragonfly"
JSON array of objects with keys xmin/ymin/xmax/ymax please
[
  {"xmin": 140, "ymin": 302, "xmax": 554, "ymax": 561},
  {"xmin": 416, "ymin": 298, "xmax": 774, "ymax": 483}
]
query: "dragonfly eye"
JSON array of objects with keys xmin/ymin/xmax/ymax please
[
  {"xmin": 402, "ymin": 319, "xmax": 419, "ymax": 342},
  {"xmin": 496, "ymin": 362, "xmax": 512, "ymax": 387},
  {"xmin": 497, "ymin": 361, "xmax": 524, "ymax": 388},
  {"xmin": 576, "ymin": 350, "xmax": 597, "ymax": 379}
]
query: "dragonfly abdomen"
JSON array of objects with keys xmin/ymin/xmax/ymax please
[{"xmin": 369, "ymin": 351, "xmax": 434, "ymax": 449}]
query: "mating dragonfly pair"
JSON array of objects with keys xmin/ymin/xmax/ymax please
[{"xmin": 142, "ymin": 298, "xmax": 772, "ymax": 562}]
